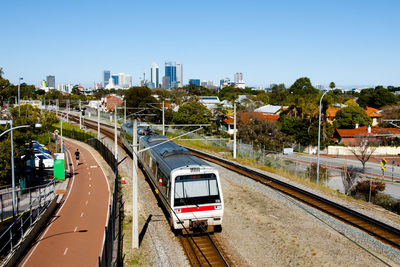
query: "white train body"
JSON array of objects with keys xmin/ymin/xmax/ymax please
[{"xmin": 121, "ymin": 123, "xmax": 224, "ymax": 232}]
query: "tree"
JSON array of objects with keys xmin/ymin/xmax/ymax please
[
  {"xmin": 357, "ymin": 87, "xmax": 397, "ymax": 108},
  {"xmin": 124, "ymin": 86, "xmax": 157, "ymax": 109},
  {"xmin": 238, "ymin": 116, "xmax": 293, "ymax": 151},
  {"xmin": 348, "ymin": 135, "xmax": 379, "ymax": 171},
  {"xmin": 173, "ymin": 101, "xmax": 212, "ymax": 130},
  {"xmin": 334, "ymin": 106, "xmax": 371, "ymax": 129},
  {"xmin": 329, "ymin": 82, "xmax": 336, "ymax": 90}
]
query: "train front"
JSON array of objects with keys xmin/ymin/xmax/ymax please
[{"xmin": 171, "ymin": 166, "xmax": 224, "ymax": 233}]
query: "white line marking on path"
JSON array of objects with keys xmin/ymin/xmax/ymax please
[
  {"xmin": 90, "ymin": 165, "xmax": 98, "ymax": 168},
  {"xmin": 21, "ymin": 142, "xmax": 77, "ymax": 267},
  {"xmin": 80, "ymin": 212, "xmax": 84, "ymax": 217},
  {"xmin": 89, "ymin": 184, "xmax": 91, "ymax": 187},
  {"xmin": 85, "ymin": 200, "xmax": 88, "ymax": 205},
  {"xmin": 64, "ymin": 248, "xmax": 68, "ymax": 256},
  {"xmin": 88, "ymin": 191, "xmax": 91, "ymax": 195},
  {"xmin": 89, "ymin": 177, "xmax": 92, "ymax": 181},
  {"xmin": 74, "ymin": 226, "xmax": 78, "ymax": 232}
]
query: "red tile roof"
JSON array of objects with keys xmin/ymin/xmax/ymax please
[
  {"xmin": 365, "ymin": 106, "xmax": 382, "ymax": 118},
  {"xmin": 336, "ymin": 126, "xmax": 400, "ymax": 138},
  {"xmin": 326, "ymin": 107, "xmax": 339, "ymax": 118},
  {"xmin": 224, "ymin": 112, "xmax": 279, "ymax": 125}
]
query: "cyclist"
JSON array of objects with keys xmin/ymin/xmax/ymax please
[{"xmin": 75, "ymin": 149, "xmax": 80, "ymax": 166}]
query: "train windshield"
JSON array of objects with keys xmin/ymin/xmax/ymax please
[{"xmin": 174, "ymin": 173, "xmax": 220, "ymax": 207}]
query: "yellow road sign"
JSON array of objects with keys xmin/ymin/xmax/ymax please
[
  {"xmin": 381, "ymin": 158, "xmax": 387, "ymax": 165},
  {"xmin": 381, "ymin": 166, "xmax": 386, "ymax": 171}
]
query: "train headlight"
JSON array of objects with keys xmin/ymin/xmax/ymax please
[
  {"xmin": 214, "ymin": 205, "xmax": 222, "ymax": 210},
  {"xmin": 175, "ymin": 208, "xmax": 181, "ymax": 214}
]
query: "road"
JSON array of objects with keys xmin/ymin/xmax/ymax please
[
  {"xmin": 19, "ymin": 139, "xmax": 110, "ymax": 267},
  {"xmin": 284, "ymin": 153, "xmax": 400, "ymax": 181}
]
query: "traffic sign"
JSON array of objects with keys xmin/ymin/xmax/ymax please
[
  {"xmin": 381, "ymin": 166, "xmax": 386, "ymax": 171},
  {"xmin": 381, "ymin": 158, "xmax": 387, "ymax": 166},
  {"xmin": 54, "ymin": 153, "xmax": 65, "ymax": 180}
]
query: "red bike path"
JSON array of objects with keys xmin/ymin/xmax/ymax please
[{"xmin": 19, "ymin": 139, "xmax": 110, "ymax": 267}]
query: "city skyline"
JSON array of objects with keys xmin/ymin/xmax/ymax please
[{"xmin": 1, "ymin": 0, "xmax": 400, "ymax": 89}]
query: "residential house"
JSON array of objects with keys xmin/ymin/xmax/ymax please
[
  {"xmin": 222, "ymin": 112, "xmax": 280, "ymax": 135},
  {"xmin": 334, "ymin": 126, "xmax": 400, "ymax": 145}
]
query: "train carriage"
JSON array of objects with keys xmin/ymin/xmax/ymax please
[{"xmin": 120, "ymin": 123, "xmax": 224, "ymax": 233}]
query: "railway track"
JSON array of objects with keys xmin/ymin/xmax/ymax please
[
  {"xmin": 60, "ymin": 112, "xmax": 400, "ymax": 252},
  {"xmin": 188, "ymin": 148, "xmax": 400, "ymax": 250},
  {"xmin": 59, "ymin": 112, "xmax": 231, "ymax": 266},
  {"xmin": 179, "ymin": 234, "xmax": 230, "ymax": 267}
]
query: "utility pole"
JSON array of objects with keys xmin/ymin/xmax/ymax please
[
  {"xmin": 56, "ymin": 99, "xmax": 58, "ymax": 116},
  {"xmin": 124, "ymin": 100, "xmax": 126, "ymax": 124},
  {"xmin": 233, "ymin": 101, "xmax": 237, "ymax": 159},
  {"xmin": 162, "ymin": 101, "xmax": 165, "ymax": 136},
  {"xmin": 79, "ymin": 100, "xmax": 82, "ymax": 129},
  {"xmin": 10, "ymin": 120, "xmax": 16, "ymax": 218},
  {"xmin": 132, "ymin": 119, "xmax": 138, "ymax": 249}
]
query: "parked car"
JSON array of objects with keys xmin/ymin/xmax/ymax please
[
  {"xmin": 23, "ymin": 153, "xmax": 54, "ymax": 169},
  {"xmin": 24, "ymin": 141, "xmax": 51, "ymax": 154}
]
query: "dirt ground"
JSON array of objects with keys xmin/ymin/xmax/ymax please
[{"xmin": 214, "ymin": 163, "xmax": 400, "ymax": 267}]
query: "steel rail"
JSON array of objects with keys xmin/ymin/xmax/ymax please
[{"xmin": 187, "ymin": 147, "xmax": 400, "ymax": 250}]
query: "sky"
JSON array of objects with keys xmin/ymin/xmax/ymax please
[{"xmin": 1, "ymin": 0, "xmax": 399, "ymax": 89}]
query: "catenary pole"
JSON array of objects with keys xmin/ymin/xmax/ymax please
[
  {"xmin": 316, "ymin": 90, "xmax": 329, "ymax": 183},
  {"xmin": 79, "ymin": 100, "xmax": 82, "ymax": 129},
  {"xmin": 233, "ymin": 102, "xmax": 237, "ymax": 159},
  {"xmin": 114, "ymin": 104, "xmax": 118, "ymax": 161},
  {"xmin": 162, "ymin": 101, "xmax": 165, "ymax": 136},
  {"xmin": 132, "ymin": 119, "xmax": 139, "ymax": 248},
  {"xmin": 97, "ymin": 104, "xmax": 100, "ymax": 139}
]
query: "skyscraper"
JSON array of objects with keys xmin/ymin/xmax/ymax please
[
  {"xmin": 151, "ymin": 63, "xmax": 160, "ymax": 88},
  {"xmin": 176, "ymin": 61, "xmax": 183, "ymax": 86},
  {"xmin": 111, "ymin": 74, "xmax": 119, "ymax": 86},
  {"xmin": 46, "ymin": 75, "xmax": 55, "ymax": 89},
  {"xmin": 125, "ymin": 74, "xmax": 132, "ymax": 88},
  {"xmin": 189, "ymin": 79, "xmax": 200, "ymax": 86},
  {"xmin": 165, "ymin": 62, "xmax": 176, "ymax": 88},
  {"xmin": 234, "ymin": 72, "xmax": 243, "ymax": 83},
  {"xmin": 102, "ymin": 71, "xmax": 111, "ymax": 88}
]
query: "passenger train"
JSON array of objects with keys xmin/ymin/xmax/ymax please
[{"xmin": 121, "ymin": 122, "xmax": 224, "ymax": 233}]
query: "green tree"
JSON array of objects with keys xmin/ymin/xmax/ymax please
[
  {"xmin": 329, "ymin": 82, "xmax": 336, "ymax": 90},
  {"xmin": 173, "ymin": 101, "xmax": 212, "ymax": 129},
  {"xmin": 357, "ymin": 87, "xmax": 397, "ymax": 108},
  {"xmin": 125, "ymin": 87, "xmax": 157, "ymax": 109},
  {"xmin": 334, "ymin": 106, "xmax": 372, "ymax": 129}
]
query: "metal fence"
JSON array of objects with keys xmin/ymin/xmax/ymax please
[
  {"xmin": 58, "ymin": 127, "xmax": 123, "ymax": 266},
  {"xmin": 0, "ymin": 182, "xmax": 55, "ymax": 223},
  {"xmin": 0, "ymin": 179, "xmax": 56, "ymax": 259}
]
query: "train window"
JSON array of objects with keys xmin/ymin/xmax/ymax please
[
  {"xmin": 158, "ymin": 168, "xmax": 169, "ymax": 195},
  {"xmin": 151, "ymin": 160, "xmax": 157, "ymax": 176},
  {"xmin": 174, "ymin": 173, "xmax": 220, "ymax": 207}
]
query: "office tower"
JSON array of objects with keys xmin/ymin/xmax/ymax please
[
  {"xmin": 176, "ymin": 61, "xmax": 183, "ymax": 86},
  {"xmin": 118, "ymin": 73, "xmax": 125, "ymax": 87},
  {"xmin": 189, "ymin": 79, "xmax": 201, "ymax": 86},
  {"xmin": 111, "ymin": 74, "xmax": 119, "ymax": 86},
  {"xmin": 220, "ymin": 77, "xmax": 230, "ymax": 86},
  {"xmin": 125, "ymin": 74, "xmax": 132, "ymax": 88},
  {"xmin": 102, "ymin": 70, "xmax": 111, "ymax": 88},
  {"xmin": 201, "ymin": 81, "xmax": 208, "ymax": 87},
  {"xmin": 151, "ymin": 63, "xmax": 160, "ymax": 88},
  {"xmin": 162, "ymin": 76, "xmax": 170, "ymax": 89},
  {"xmin": 165, "ymin": 62, "xmax": 176, "ymax": 88},
  {"xmin": 234, "ymin": 72, "xmax": 243, "ymax": 83},
  {"xmin": 46, "ymin": 75, "xmax": 55, "ymax": 89}
]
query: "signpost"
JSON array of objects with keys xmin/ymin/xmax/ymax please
[
  {"xmin": 381, "ymin": 158, "xmax": 387, "ymax": 176},
  {"xmin": 54, "ymin": 153, "xmax": 65, "ymax": 180}
]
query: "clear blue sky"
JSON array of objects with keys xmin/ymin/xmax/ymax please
[{"xmin": 1, "ymin": 0, "xmax": 399, "ymax": 88}]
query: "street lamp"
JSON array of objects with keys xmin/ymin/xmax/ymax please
[
  {"xmin": 316, "ymin": 89, "xmax": 330, "ymax": 184},
  {"xmin": 18, "ymin": 77, "xmax": 23, "ymax": 116},
  {"xmin": 0, "ymin": 120, "xmax": 42, "ymax": 219}
]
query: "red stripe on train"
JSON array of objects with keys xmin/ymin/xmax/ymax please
[{"xmin": 181, "ymin": 205, "xmax": 215, "ymax": 213}]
